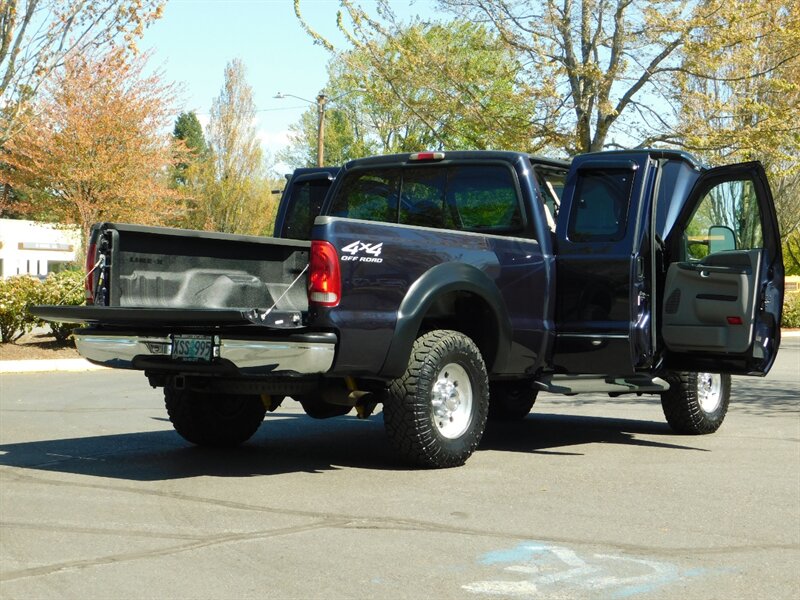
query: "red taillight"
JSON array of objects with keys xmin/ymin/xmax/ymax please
[
  {"xmin": 85, "ymin": 241, "xmax": 97, "ymax": 305},
  {"xmin": 727, "ymin": 316, "xmax": 743, "ymax": 325},
  {"xmin": 309, "ymin": 240, "xmax": 341, "ymax": 307}
]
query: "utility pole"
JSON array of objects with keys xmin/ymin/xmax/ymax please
[
  {"xmin": 274, "ymin": 89, "xmax": 364, "ymax": 167},
  {"xmin": 316, "ymin": 94, "xmax": 327, "ymax": 167}
]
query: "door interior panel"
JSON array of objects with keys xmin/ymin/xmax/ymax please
[{"xmin": 662, "ymin": 249, "xmax": 761, "ymax": 353}]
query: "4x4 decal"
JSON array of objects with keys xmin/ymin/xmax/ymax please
[{"xmin": 341, "ymin": 241, "xmax": 384, "ymax": 263}]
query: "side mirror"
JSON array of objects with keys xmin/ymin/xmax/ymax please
[{"xmin": 708, "ymin": 225, "xmax": 736, "ymax": 253}]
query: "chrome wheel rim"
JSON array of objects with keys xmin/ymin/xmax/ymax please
[
  {"xmin": 430, "ymin": 363, "xmax": 473, "ymax": 439},
  {"xmin": 697, "ymin": 373, "xmax": 722, "ymax": 413}
]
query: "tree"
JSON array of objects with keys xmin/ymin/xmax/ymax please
[
  {"xmin": 776, "ymin": 174, "xmax": 800, "ymax": 274},
  {"xmin": 280, "ymin": 102, "xmax": 373, "ymax": 169},
  {"xmin": 674, "ymin": 0, "xmax": 800, "ymax": 272},
  {"xmin": 288, "ymin": 14, "xmax": 537, "ymax": 166},
  {"xmin": 172, "ymin": 111, "xmax": 208, "ymax": 187},
  {"xmin": 1, "ymin": 48, "xmax": 182, "ymax": 237},
  {"xmin": 0, "ymin": 0, "xmax": 165, "ymax": 146},
  {"xmin": 188, "ymin": 59, "xmax": 277, "ymax": 235},
  {"xmin": 674, "ymin": 1, "xmax": 800, "ymax": 156},
  {"xmin": 296, "ymin": 0, "xmax": 798, "ymax": 156}
]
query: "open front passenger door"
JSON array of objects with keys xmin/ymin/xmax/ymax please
[{"xmin": 661, "ymin": 162, "xmax": 783, "ymax": 375}]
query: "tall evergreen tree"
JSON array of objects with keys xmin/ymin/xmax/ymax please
[
  {"xmin": 172, "ymin": 111, "xmax": 207, "ymax": 187},
  {"xmin": 174, "ymin": 112, "xmax": 207, "ymax": 154}
]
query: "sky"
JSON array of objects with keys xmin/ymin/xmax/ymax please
[{"xmin": 139, "ymin": 0, "xmax": 440, "ymax": 173}]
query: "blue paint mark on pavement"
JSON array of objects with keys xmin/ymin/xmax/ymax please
[
  {"xmin": 467, "ymin": 541, "xmax": 722, "ymax": 599},
  {"xmin": 479, "ymin": 542, "xmax": 548, "ymax": 566}
]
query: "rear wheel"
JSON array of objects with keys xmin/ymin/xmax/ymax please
[
  {"xmin": 661, "ymin": 372, "xmax": 731, "ymax": 434},
  {"xmin": 382, "ymin": 330, "xmax": 489, "ymax": 468},
  {"xmin": 488, "ymin": 381, "xmax": 537, "ymax": 421},
  {"xmin": 164, "ymin": 387, "xmax": 266, "ymax": 447}
]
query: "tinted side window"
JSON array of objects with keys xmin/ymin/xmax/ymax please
[
  {"xmin": 568, "ymin": 169, "xmax": 633, "ymax": 242},
  {"xmin": 329, "ymin": 170, "xmax": 399, "ymax": 222},
  {"xmin": 447, "ymin": 165, "xmax": 522, "ymax": 232},
  {"xmin": 282, "ymin": 179, "xmax": 331, "ymax": 240}
]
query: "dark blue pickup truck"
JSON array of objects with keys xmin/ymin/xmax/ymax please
[{"xmin": 35, "ymin": 150, "xmax": 784, "ymax": 468}]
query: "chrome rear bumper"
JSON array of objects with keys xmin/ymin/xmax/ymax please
[{"xmin": 74, "ymin": 333, "xmax": 335, "ymax": 374}]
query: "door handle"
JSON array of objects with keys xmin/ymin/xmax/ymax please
[{"xmin": 698, "ymin": 265, "xmax": 750, "ymax": 275}]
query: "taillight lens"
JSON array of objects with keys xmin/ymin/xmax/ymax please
[
  {"xmin": 85, "ymin": 241, "xmax": 97, "ymax": 305},
  {"xmin": 409, "ymin": 152, "xmax": 445, "ymax": 161},
  {"xmin": 309, "ymin": 240, "xmax": 341, "ymax": 307}
]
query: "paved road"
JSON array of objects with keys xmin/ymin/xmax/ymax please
[{"xmin": 1, "ymin": 343, "xmax": 798, "ymax": 599}]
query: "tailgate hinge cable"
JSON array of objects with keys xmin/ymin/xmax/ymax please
[
  {"xmin": 256, "ymin": 264, "xmax": 309, "ymax": 322},
  {"xmin": 54, "ymin": 254, "xmax": 106, "ymax": 305}
]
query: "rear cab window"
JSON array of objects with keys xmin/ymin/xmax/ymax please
[{"xmin": 328, "ymin": 163, "xmax": 525, "ymax": 235}]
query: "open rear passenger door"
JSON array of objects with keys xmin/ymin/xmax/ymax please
[{"xmin": 661, "ymin": 162, "xmax": 783, "ymax": 375}]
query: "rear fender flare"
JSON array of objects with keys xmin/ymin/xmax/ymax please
[{"xmin": 379, "ymin": 262, "xmax": 511, "ymax": 379}]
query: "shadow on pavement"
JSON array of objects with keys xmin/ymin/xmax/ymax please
[
  {"xmin": 481, "ymin": 412, "xmax": 703, "ymax": 456},
  {"xmin": 0, "ymin": 409, "xmax": 705, "ymax": 482},
  {"xmin": 534, "ymin": 378, "xmax": 799, "ymax": 416},
  {"xmin": 729, "ymin": 378, "xmax": 800, "ymax": 416}
]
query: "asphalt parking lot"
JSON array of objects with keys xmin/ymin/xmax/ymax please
[{"xmin": 1, "ymin": 341, "xmax": 798, "ymax": 599}]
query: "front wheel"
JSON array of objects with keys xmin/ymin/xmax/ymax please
[
  {"xmin": 660, "ymin": 372, "xmax": 731, "ymax": 434},
  {"xmin": 382, "ymin": 330, "xmax": 489, "ymax": 468},
  {"xmin": 164, "ymin": 388, "xmax": 267, "ymax": 447}
]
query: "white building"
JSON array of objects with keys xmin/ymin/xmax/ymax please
[{"xmin": 0, "ymin": 218, "xmax": 81, "ymax": 279}]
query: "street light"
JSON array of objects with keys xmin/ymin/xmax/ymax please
[
  {"xmin": 273, "ymin": 92, "xmax": 327, "ymax": 167},
  {"xmin": 274, "ymin": 89, "xmax": 365, "ymax": 167}
]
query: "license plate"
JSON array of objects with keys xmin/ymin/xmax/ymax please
[{"xmin": 171, "ymin": 335, "xmax": 214, "ymax": 362}]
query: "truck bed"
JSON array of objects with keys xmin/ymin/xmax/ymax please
[
  {"xmin": 99, "ymin": 223, "xmax": 310, "ymax": 313},
  {"xmin": 35, "ymin": 222, "xmax": 312, "ymax": 333}
]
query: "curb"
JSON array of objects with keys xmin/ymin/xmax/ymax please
[{"xmin": 0, "ymin": 359, "xmax": 107, "ymax": 374}]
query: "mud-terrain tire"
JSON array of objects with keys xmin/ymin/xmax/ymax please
[
  {"xmin": 382, "ymin": 330, "xmax": 489, "ymax": 468},
  {"xmin": 661, "ymin": 372, "xmax": 731, "ymax": 434},
  {"xmin": 164, "ymin": 388, "xmax": 266, "ymax": 447},
  {"xmin": 488, "ymin": 381, "xmax": 537, "ymax": 421}
]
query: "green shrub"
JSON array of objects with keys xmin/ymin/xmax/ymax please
[
  {"xmin": 0, "ymin": 276, "xmax": 44, "ymax": 343},
  {"xmin": 782, "ymin": 293, "xmax": 800, "ymax": 329},
  {"xmin": 0, "ymin": 270, "xmax": 86, "ymax": 344},
  {"xmin": 40, "ymin": 270, "xmax": 86, "ymax": 342}
]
